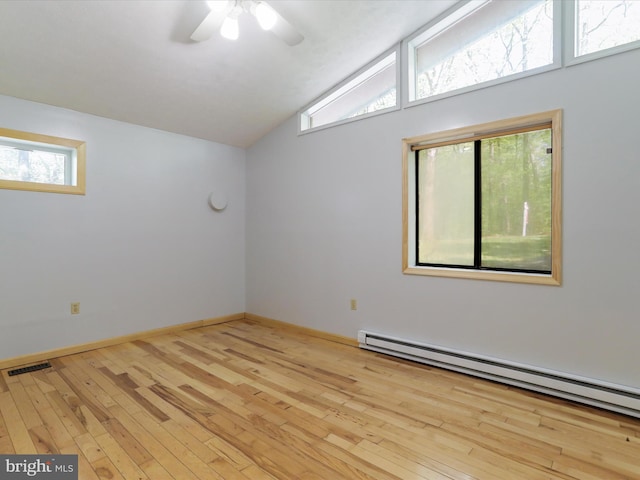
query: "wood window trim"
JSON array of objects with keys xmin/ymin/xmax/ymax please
[{"xmin": 402, "ymin": 109, "xmax": 562, "ymax": 285}]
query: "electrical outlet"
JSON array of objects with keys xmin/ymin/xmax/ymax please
[
  {"xmin": 71, "ymin": 302, "xmax": 80, "ymax": 315},
  {"xmin": 350, "ymin": 299, "xmax": 357, "ymax": 311}
]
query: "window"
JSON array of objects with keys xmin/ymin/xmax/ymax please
[
  {"xmin": 0, "ymin": 128, "xmax": 86, "ymax": 195},
  {"xmin": 408, "ymin": 0, "xmax": 556, "ymax": 103},
  {"xmin": 298, "ymin": 1, "xmax": 640, "ymax": 136},
  {"xmin": 572, "ymin": 0, "xmax": 640, "ymax": 59},
  {"xmin": 403, "ymin": 110, "xmax": 562, "ymax": 285},
  {"xmin": 300, "ymin": 49, "xmax": 398, "ymax": 132}
]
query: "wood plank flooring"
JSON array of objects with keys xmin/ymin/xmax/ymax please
[{"xmin": 1, "ymin": 319, "xmax": 639, "ymax": 479}]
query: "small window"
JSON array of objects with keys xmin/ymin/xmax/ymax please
[
  {"xmin": 300, "ymin": 49, "xmax": 398, "ymax": 132},
  {"xmin": 0, "ymin": 128, "xmax": 86, "ymax": 195},
  {"xmin": 402, "ymin": 110, "xmax": 562, "ymax": 285},
  {"xmin": 573, "ymin": 0, "xmax": 640, "ymax": 58},
  {"xmin": 408, "ymin": 0, "xmax": 555, "ymax": 102}
]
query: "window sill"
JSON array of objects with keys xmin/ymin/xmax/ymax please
[{"xmin": 403, "ymin": 265, "xmax": 561, "ymax": 286}]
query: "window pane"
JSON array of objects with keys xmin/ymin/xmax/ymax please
[
  {"xmin": 481, "ymin": 129, "xmax": 552, "ymax": 272},
  {"xmin": 301, "ymin": 52, "xmax": 396, "ymax": 131},
  {"xmin": 576, "ymin": 0, "xmax": 640, "ymax": 57},
  {"xmin": 0, "ymin": 146, "xmax": 67, "ymax": 185},
  {"xmin": 412, "ymin": 0, "xmax": 553, "ymax": 100},
  {"xmin": 417, "ymin": 143, "xmax": 475, "ymax": 266}
]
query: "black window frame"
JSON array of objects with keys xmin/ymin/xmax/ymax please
[{"xmin": 414, "ymin": 129, "xmax": 553, "ymax": 275}]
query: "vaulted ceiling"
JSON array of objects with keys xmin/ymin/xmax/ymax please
[{"xmin": 0, "ymin": 0, "xmax": 456, "ymax": 148}]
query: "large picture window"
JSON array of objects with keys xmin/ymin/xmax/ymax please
[{"xmin": 403, "ymin": 110, "xmax": 562, "ymax": 285}]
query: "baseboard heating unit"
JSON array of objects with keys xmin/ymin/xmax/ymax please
[{"xmin": 358, "ymin": 330, "xmax": 640, "ymax": 418}]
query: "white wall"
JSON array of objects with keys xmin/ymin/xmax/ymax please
[
  {"xmin": 246, "ymin": 49, "xmax": 640, "ymax": 388},
  {"xmin": 0, "ymin": 95, "xmax": 245, "ymax": 359}
]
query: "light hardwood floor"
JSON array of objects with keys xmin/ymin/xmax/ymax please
[{"xmin": 1, "ymin": 319, "xmax": 639, "ymax": 479}]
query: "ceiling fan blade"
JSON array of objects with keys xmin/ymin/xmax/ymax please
[
  {"xmin": 190, "ymin": 5, "xmax": 230, "ymax": 42},
  {"xmin": 268, "ymin": 5, "xmax": 304, "ymax": 46}
]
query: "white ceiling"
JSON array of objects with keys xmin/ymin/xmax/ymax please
[{"xmin": 0, "ymin": 0, "xmax": 457, "ymax": 148}]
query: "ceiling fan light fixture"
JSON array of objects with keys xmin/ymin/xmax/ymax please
[
  {"xmin": 192, "ymin": 0, "xmax": 301, "ymax": 45},
  {"xmin": 255, "ymin": 2, "xmax": 277, "ymax": 30},
  {"xmin": 220, "ymin": 15, "xmax": 239, "ymax": 40}
]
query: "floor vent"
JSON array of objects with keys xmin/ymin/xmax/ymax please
[
  {"xmin": 358, "ymin": 330, "xmax": 640, "ymax": 418},
  {"xmin": 8, "ymin": 362, "xmax": 52, "ymax": 376}
]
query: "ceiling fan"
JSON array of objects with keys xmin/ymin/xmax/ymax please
[{"xmin": 191, "ymin": 0, "xmax": 304, "ymax": 46}]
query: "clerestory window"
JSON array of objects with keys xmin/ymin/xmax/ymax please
[
  {"xmin": 297, "ymin": 1, "xmax": 640, "ymax": 135},
  {"xmin": 571, "ymin": 0, "xmax": 640, "ymax": 60},
  {"xmin": 407, "ymin": 0, "xmax": 556, "ymax": 103},
  {"xmin": 300, "ymin": 48, "xmax": 398, "ymax": 132}
]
